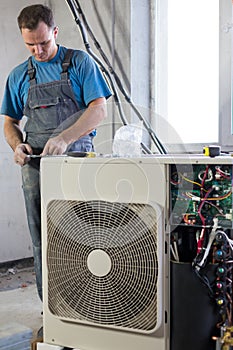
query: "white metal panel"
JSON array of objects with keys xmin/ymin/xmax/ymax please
[{"xmin": 41, "ymin": 155, "xmax": 169, "ymax": 350}]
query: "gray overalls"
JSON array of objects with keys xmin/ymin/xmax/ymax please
[{"xmin": 21, "ymin": 49, "xmax": 93, "ymax": 300}]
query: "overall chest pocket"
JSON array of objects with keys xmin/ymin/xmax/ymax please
[
  {"xmin": 28, "ymin": 97, "xmax": 60, "ymax": 131},
  {"xmin": 27, "ymin": 97, "xmax": 78, "ymax": 132}
]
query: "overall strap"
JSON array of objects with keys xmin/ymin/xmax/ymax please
[
  {"xmin": 27, "ymin": 49, "xmax": 74, "ymax": 85},
  {"xmin": 27, "ymin": 57, "xmax": 36, "ymax": 86},
  {"xmin": 61, "ymin": 49, "xmax": 74, "ymax": 81}
]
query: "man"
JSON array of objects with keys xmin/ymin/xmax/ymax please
[{"xmin": 1, "ymin": 4, "xmax": 111, "ymax": 302}]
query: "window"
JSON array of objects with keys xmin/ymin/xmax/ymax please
[{"xmin": 154, "ymin": 0, "xmax": 232, "ymax": 152}]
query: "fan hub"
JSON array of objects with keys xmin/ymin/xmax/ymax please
[{"xmin": 87, "ymin": 249, "xmax": 112, "ymax": 277}]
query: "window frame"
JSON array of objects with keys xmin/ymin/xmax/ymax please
[
  {"xmin": 154, "ymin": 0, "xmax": 233, "ymax": 153},
  {"xmin": 219, "ymin": 0, "xmax": 233, "ymax": 149}
]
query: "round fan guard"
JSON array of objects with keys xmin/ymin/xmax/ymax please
[{"xmin": 46, "ymin": 200, "xmax": 160, "ymax": 332}]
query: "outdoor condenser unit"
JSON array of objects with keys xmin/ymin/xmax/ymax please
[
  {"xmin": 41, "ymin": 154, "xmax": 233, "ymax": 350},
  {"xmin": 40, "ymin": 155, "xmax": 169, "ymax": 350}
]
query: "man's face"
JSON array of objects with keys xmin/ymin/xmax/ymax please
[{"xmin": 21, "ymin": 21, "xmax": 58, "ymax": 62}]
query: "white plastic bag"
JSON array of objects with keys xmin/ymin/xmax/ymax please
[{"xmin": 112, "ymin": 122, "xmax": 143, "ymax": 157}]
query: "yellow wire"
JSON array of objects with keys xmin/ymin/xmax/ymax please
[
  {"xmin": 179, "ymin": 172, "xmax": 202, "ymax": 187},
  {"xmin": 185, "ymin": 190, "xmax": 232, "ymax": 201},
  {"xmin": 179, "ymin": 173, "xmax": 232, "ymax": 201},
  {"xmin": 204, "ymin": 191, "xmax": 232, "ymax": 201}
]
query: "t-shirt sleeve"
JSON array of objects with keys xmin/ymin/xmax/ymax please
[
  {"xmin": 0, "ymin": 73, "xmax": 24, "ymax": 120},
  {"xmin": 75, "ymin": 52, "xmax": 112, "ymax": 106}
]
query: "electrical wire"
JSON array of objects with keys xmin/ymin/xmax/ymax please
[
  {"xmin": 205, "ymin": 191, "xmax": 232, "ymax": 201},
  {"xmin": 198, "ymin": 167, "xmax": 213, "ymax": 183},
  {"xmin": 193, "ymin": 268, "xmax": 215, "ymax": 297},
  {"xmin": 198, "ymin": 188, "xmax": 214, "ymax": 226},
  {"xmin": 91, "ymin": 0, "xmax": 130, "ymax": 91},
  {"xmin": 193, "ymin": 224, "xmax": 233, "ymax": 327},
  {"xmin": 66, "ymin": 0, "xmax": 151, "ymax": 155},
  {"xmin": 65, "ymin": 0, "xmax": 127, "ymax": 124},
  {"xmin": 215, "ymin": 166, "xmax": 231, "ymax": 179},
  {"xmin": 170, "ymin": 244, "xmax": 179, "ymax": 262},
  {"xmin": 194, "ymin": 218, "xmax": 218, "ymax": 270},
  {"xmin": 65, "ymin": 0, "xmax": 167, "ymax": 154},
  {"xmin": 178, "ymin": 172, "xmax": 203, "ymax": 188},
  {"xmin": 183, "ymin": 191, "xmax": 232, "ymax": 203}
]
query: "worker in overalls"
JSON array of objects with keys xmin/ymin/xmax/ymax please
[{"xmin": 1, "ymin": 4, "xmax": 112, "ymax": 302}]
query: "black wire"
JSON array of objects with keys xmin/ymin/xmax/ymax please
[
  {"xmin": 65, "ymin": 0, "xmax": 167, "ymax": 154},
  {"xmin": 66, "ymin": 0, "xmax": 151, "ymax": 154},
  {"xmin": 193, "ymin": 266, "xmax": 215, "ymax": 297},
  {"xmin": 74, "ymin": 0, "xmax": 167, "ymax": 154},
  {"xmin": 91, "ymin": 0, "xmax": 130, "ymax": 91},
  {"xmin": 111, "ymin": 0, "xmax": 116, "ymax": 140},
  {"xmin": 65, "ymin": 0, "xmax": 128, "ymax": 125}
]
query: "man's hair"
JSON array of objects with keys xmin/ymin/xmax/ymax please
[{"xmin": 17, "ymin": 4, "xmax": 55, "ymax": 31}]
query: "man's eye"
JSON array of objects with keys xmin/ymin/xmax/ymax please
[{"xmin": 26, "ymin": 39, "xmax": 50, "ymax": 47}]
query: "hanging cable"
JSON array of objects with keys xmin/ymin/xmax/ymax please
[
  {"xmin": 111, "ymin": 0, "xmax": 116, "ymax": 140},
  {"xmin": 65, "ymin": 0, "xmax": 127, "ymax": 124},
  {"xmin": 71, "ymin": 0, "xmax": 167, "ymax": 154},
  {"xmin": 65, "ymin": 0, "xmax": 151, "ymax": 154},
  {"xmin": 91, "ymin": 0, "xmax": 130, "ymax": 92},
  {"xmin": 65, "ymin": 0, "xmax": 162, "ymax": 154}
]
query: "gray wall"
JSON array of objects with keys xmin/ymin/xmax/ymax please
[
  {"xmin": 0, "ymin": 0, "xmax": 135, "ymax": 263},
  {"xmin": 0, "ymin": 0, "xmax": 41, "ymax": 263}
]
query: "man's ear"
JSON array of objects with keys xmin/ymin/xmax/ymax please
[{"xmin": 53, "ymin": 26, "xmax": 59, "ymax": 39}]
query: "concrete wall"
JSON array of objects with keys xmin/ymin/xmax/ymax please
[
  {"xmin": 0, "ymin": 0, "xmax": 41, "ymax": 263},
  {"xmin": 0, "ymin": 0, "xmax": 133, "ymax": 263}
]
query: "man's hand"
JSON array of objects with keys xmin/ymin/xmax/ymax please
[
  {"xmin": 40, "ymin": 97, "xmax": 107, "ymax": 156},
  {"xmin": 14, "ymin": 143, "xmax": 33, "ymax": 166},
  {"xmin": 41, "ymin": 135, "xmax": 68, "ymax": 156}
]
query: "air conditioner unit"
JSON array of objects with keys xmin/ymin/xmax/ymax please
[{"xmin": 40, "ymin": 155, "xmax": 169, "ymax": 350}]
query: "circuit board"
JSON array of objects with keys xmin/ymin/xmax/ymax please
[
  {"xmin": 170, "ymin": 163, "xmax": 233, "ymax": 228},
  {"xmin": 170, "ymin": 162, "xmax": 233, "ymax": 349}
]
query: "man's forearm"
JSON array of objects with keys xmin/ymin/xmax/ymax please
[
  {"xmin": 3, "ymin": 116, "xmax": 24, "ymax": 151},
  {"xmin": 60, "ymin": 98, "xmax": 107, "ymax": 146}
]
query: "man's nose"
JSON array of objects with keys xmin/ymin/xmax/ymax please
[{"xmin": 34, "ymin": 44, "xmax": 43, "ymax": 54}]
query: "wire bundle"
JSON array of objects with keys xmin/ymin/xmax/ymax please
[{"xmin": 65, "ymin": 0, "xmax": 167, "ymax": 155}]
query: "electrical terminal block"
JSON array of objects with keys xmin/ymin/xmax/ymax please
[
  {"xmin": 183, "ymin": 213, "xmax": 196, "ymax": 225},
  {"xmin": 225, "ymin": 213, "xmax": 232, "ymax": 221},
  {"xmin": 213, "ymin": 326, "xmax": 233, "ymax": 350}
]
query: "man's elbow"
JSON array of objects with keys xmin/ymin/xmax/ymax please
[
  {"xmin": 99, "ymin": 103, "xmax": 108, "ymax": 121},
  {"xmin": 90, "ymin": 98, "xmax": 108, "ymax": 123}
]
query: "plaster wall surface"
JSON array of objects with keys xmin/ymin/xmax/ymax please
[{"xmin": 0, "ymin": 0, "xmax": 131, "ymax": 263}]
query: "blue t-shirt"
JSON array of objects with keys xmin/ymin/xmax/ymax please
[{"xmin": 0, "ymin": 45, "xmax": 112, "ymax": 120}]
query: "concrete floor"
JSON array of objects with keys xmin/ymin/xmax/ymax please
[
  {"xmin": 0, "ymin": 264, "xmax": 42, "ymax": 342},
  {"xmin": 0, "ymin": 264, "xmax": 81, "ymax": 350}
]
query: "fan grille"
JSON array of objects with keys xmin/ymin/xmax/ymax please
[{"xmin": 46, "ymin": 200, "xmax": 160, "ymax": 332}]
